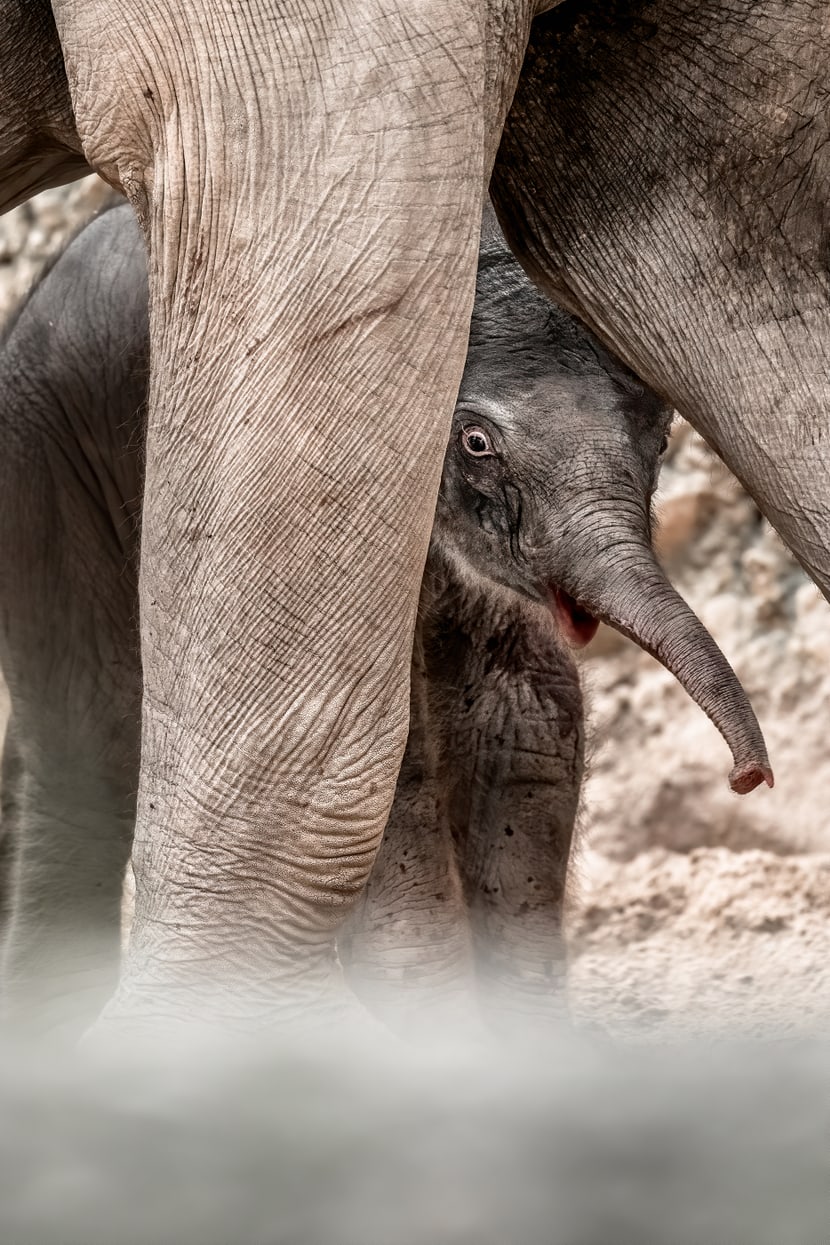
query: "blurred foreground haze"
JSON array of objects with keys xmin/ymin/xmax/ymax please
[{"xmin": 0, "ymin": 1025, "xmax": 828, "ymax": 1244}]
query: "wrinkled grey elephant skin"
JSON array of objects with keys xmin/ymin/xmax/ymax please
[
  {"xmin": 492, "ymin": 0, "xmax": 830, "ymax": 595},
  {"xmin": 0, "ymin": 0, "xmax": 821, "ymax": 1028},
  {"xmin": 0, "ymin": 205, "xmax": 770, "ymax": 1036}
]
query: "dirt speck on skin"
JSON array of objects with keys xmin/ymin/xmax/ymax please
[{"xmin": 1, "ymin": 182, "xmax": 829, "ymax": 1043}]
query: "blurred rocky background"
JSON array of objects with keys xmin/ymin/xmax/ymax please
[
  {"xmin": 1, "ymin": 178, "xmax": 828, "ymax": 1037},
  {"xmin": 0, "ymin": 178, "xmax": 113, "ymax": 319}
]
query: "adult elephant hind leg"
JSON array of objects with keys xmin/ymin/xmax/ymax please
[
  {"xmin": 339, "ymin": 637, "xmax": 478, "ymax": 1040},
  {"xmin": 0, "ymin": 444, "xmax": 140, "ymax": 1041},
  {"xmin": 0, "ymin": 717, "xmax": 22, "ymax": 929},
  {"xmin": 51, "ymin": 1, "xmax": 534, "ymax": 1025},
  {"xmin": 428, "ymin": 596, "xmax": 584, "ymax": 1037},
  {"xmin": 493, "ymin": 0, "xmax": 830, "ymax": 602}
]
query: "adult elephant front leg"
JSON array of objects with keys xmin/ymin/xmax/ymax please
[{"xmin": 51, "ymin": 1, "xmax": 534, "ymax": 1025}]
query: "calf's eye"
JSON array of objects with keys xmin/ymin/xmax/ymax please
[
  {"xmin": 461, "ymin": 425, "xmax": 494, "ymax": 457},
  {"xmin": 659, "ymin": 434, "xmax": 670, "ymax": 455}
]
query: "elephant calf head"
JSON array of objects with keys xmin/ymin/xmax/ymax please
[{"xmin": 432, "ymin": 207, "xmax": 773, "ymax": 796}]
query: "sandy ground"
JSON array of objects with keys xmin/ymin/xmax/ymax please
[
  {"xmin": 567, "ymin": 847, "xmax": 830, "ymax": 1038},
  {"xmin": 1, "ymin": 177, "xmax": 828, "ymax": 1041}
]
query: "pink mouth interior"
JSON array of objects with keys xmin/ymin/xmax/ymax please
[
  {"xmin": 729, "ymin": 763, "xmax": 775, "ymax": 795},
  {"xmin": 551, "ymin": 588, "xmax": 600, "ymax": 649}
]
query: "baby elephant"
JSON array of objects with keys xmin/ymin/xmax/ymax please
[
  {"xmin": 342, "ymin": 207, "xmax": 773, "ymax": 1032},
  {"xmin": 0, "ymin": 203, "xmax": 771, "ymax": 1037}
]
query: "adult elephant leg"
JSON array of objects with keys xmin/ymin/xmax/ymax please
[
  {"xmin": 0, "ymin": 204, "xmax": 146, "ymax": 1038},
  {"xmin": 493, "ymin": 0, "xmax": 830, "ymax": 599},
  {"xmin": 426, "ymin": 589, "xmax": 584, "ymax": 1036},
  {"xmin": 0, "ymin": 431, "xmax": 140, "ymax": 1040},
  {"xmin": 51, "ymin": 1, "xmax": 537, "ymax": 1024},
  {"xmin": 339, "ymin": 632, "xmax": 477, "ymax": 1039},
  {"xmin": 0, "ymin": 718, "xmax": 22, "ymax": 928}
]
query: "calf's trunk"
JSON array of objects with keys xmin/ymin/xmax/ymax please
[{"xmin": 551, "ymin": 535, "xmax": 772, "ymax": 795}]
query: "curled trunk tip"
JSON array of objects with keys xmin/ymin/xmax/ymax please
[
  {"xmin": 729, "ymin": 761, "xmax": 774, "ymax": 796},
  {"xmin": 550, "ymin": 543, "xmax": 774, "ymax": 797}
]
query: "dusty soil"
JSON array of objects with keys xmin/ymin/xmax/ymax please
[{"xmin": 1, "ymin": 177, "xmax": 828, "ymax": 1038}]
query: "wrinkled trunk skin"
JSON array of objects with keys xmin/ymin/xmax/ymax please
[
  {"xmin": 549, "ymin": 511, "xmax": 772, "ymax": 793},
  {"xmin": 493, "ymin": 0, "xmax": 830, "ymax": 602},
  {"xmin": 0, "ymin": 1, "xmax": 88, "ymax": 212},
  {"xmin": 47, "ymin": 0, "xmax": 540, "ymax": 1025}
]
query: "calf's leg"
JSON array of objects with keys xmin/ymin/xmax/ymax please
[
  {"xmin": 426, "ymin": 590, "xmax": 584, "ymax": 1034},
  {"xmin": 339, "ymin": 635, "xmax": 477, "ymax": 1038}
]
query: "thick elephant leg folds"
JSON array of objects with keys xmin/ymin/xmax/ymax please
[{"xmin": 44, "ymin": 0, "xmax": 538, "ymax": 1023}]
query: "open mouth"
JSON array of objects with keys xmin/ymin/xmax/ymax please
[{"xmin": 550, "ymin": 588, "xmax": 600, "ymax": 649}]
